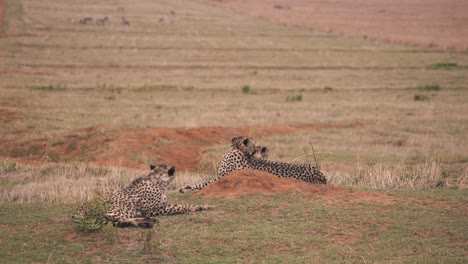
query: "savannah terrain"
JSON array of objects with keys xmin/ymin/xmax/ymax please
[{"xmin": 0, "ymin": 0, "xmax": 467, "ymax": 263}]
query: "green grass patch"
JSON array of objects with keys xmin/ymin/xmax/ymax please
[
  {"xmin": 32, "ymin": 84, "xmax": 67, "ymax": 91},
  {"xmin": 286, "ymin": 94, "xmax": 303, "ymax": 102},
  {"xmin": 134, "ymin": 84, "xmax": 178, "ymax": 92},
  {"xmin": 428, "ymin": 62, "xmax": 458, "ymax": 70},
  {"xmin": 72, "ymin": 193, "xmax": 111, "ymax": 232},
  {"xmin": 414, "ymin": 94, "xmax": 430, "ymax": 101},
  {"xmin": 418, "ymin": 84, "xmax": 441, "ymax": 91},
  {"xmin": 1, "ymin": 190, "xmax": 466, "ymax": 263}
]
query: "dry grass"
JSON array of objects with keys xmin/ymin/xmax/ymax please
[
  {"xmin": 1, "ymin": 158, "xmax": 466, "ymax": 204},
  {"xmin": 0, "ymin": 160, "xmax": 214, "ymax": 203},
  {"xmin": 329, "ymin": 161, "xmax": 446, "ymax": 189}
]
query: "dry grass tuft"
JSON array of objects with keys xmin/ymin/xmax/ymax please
[
  {"xmin": 2, "ymin": 158, "xmax": 466, "ymax": 204},
  {"xmin": 327, "ymin": 161, "xmax": 451, "ymax": 189},
  {"xmin": 0, "ymin": 161, "xmax": 135, "ymax": 203}
]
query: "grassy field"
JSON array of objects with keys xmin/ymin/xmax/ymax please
[
  {"xmin": 1, "ymin": 191, "xmax": 467, "ymax": 263},
  {"xmin": 0, "ymin": 0, "xmax": 467, "ymax": 262}
]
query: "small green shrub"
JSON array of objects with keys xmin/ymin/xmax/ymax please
[
  {"xmin": 242, "ymin": 85, "xmax": 251, "ymax": 94},
  {"xmin": 73, "ymin": 193, "xmax": 111, "ymax": 232},
  {"xmin": 286, "ymin": 94, "xmax": 303, "ymax": 102},
  {"xmin": 429, "ymin": 62, "xmax": 457, "ymax": 70},
  {"xmin": 32, "ymin": 84, "xmax": 67, "ymax": 91},
  {"xmin": 414, "ymin": 94, "xmax": 430, "ymax": 101},
  {"xmin": 418, "ymin": 84, "xmax": 440, "ymax": 91},
  {"xmin": 134, "ymin": 84, "xmax": 178, "ymax": 92}
]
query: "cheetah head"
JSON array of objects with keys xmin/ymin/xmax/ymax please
[
  {"xmin": 148, "ymin": 164, "xmax": 176, "ymax": 183},
  {"xmin": 231, "ymin": 136, "xmax": 257, "ymax": 158}
]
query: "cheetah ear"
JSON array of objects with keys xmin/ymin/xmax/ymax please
[
  {"xmin": 261, "ymin": 147, "xmax": 267, "ymax": 153},
  {"xmin": 242, "ymin": 138, "xmax": 249, "ymax": 146},
  {"xmin": 167, "ymin": 166, "xmax": 176, "ymax": 176},
  {"xmin": 231, "ymin": 136, "xmax": 240, "ymax": 143},
  {"xmin": 149, "ymin": 164, "xmax": 156, "ymax": 170}
]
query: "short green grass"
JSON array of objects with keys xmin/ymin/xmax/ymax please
[
  {"xmin": 1, "ymin": 190, "xmax": 467, "ymax": 263},
  {"xmin": 429, "ymin": 62, "xmax": 458, "ymax": 70},
  {"xmin": 418, "ymin": 84, "xmax": 441, "ymax": 91},
  {"xmin": 31, "ymin": 84, "xmax": 67, "ymax": 91},
  {"xmin": 286, "ymin": 94, "xmax": 303, "ymax": 102},
  {"xmin": 414, "ymin": 94, "xmax": 431, "ymax": 101}
]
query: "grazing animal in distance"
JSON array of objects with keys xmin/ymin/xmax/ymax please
[
  {"xmin": 79, "ymin": 17, "xmax": 93, "ymax": 25},
  {"xmin": 121, "ymin": 17, "xmax": 130, "ymax": 26},
  {"xmin": 96, "ymin": 16, "xmax": 109, "ymax": 26}
]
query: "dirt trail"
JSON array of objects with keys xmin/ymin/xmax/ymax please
[
  {"xmin": 2, "ymin": 123, "xmax": 363, "ymax": 171},
  {"xmin": 197, "ymin": 169, "xmax": 394, "ymax": 204}
]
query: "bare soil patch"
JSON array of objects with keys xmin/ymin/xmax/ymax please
[
  {"xmin": 197, "ymin": 169, "xmax": 394, "ymax": 204},
  {"xmin": 200, "ymin": 0, "xmax": 468, "ymax": 51},
  {"xmin": 0, "ymin": 109, "xmax": 23, "ymax": 123},
  {"xmin": 0, "ymin": 0, "xmax": 4, "ymax": 36}
]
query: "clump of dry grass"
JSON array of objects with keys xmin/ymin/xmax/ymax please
[
  {"xmin": 1, "ymin": 156, "xmax": 466, "ymax": 204},
  {"xmin": 0, "ymin": 161, "xmax": 136, "ymax": 203},
  {"xmin": 0, "ymin": 160, "xmax": 215, "ymax": 204},
  {"xmin": 327, "ymin": 161, "xmax": 450, "ymax": 189}
]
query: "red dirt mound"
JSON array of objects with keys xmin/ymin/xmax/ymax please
[
  {"xmin": 197, "ymin": 169, "xmax": 394, "ymax": 204},
  {"xmin": 1, "ymin": 122, "xmax": 363, "ymax": 171}
]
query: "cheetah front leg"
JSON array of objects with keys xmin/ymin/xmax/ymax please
[
  {"xmin": 149, "ymin": 204, "xmax": 211, "ymax": 216},
  {"xmin": 179, "ymin": 177, "xmax": 222, "ymax": 193}
]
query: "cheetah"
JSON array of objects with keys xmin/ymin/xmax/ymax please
[
  {"xmin": 219, "ymin": 136, "xmax": 327, "ymax": 184},
  {"xmin": 178, "ymin": 143, "xmax": 269, "ymax": 193},
  {"xmin": 95, "ymin": 164, "xmax": 210, "ymax": 228},
  {"xmin": 203, "ymin": 136, "xmax": 325, "ymax": 186}
]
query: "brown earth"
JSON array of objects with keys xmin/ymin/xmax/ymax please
[
  {"xmin": 197, "ymin": 169, "xmax": 394, "ymax": 204},
  {"xmin": 199, "ymin": 0, "xmax": 468, "ymax": 51},
  {"xmin": 0, "ymin": 0, "xmax": 4, "ymax": 36},
  {"xmin": 1, "ymin": 122, "xmax": 363, "ymax": 171}
]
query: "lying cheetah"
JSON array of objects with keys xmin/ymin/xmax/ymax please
[
  {"xmin": 104, "ymin": 164, "xmax": 210, "ymax": 228},
  {"xmin": 182, "ymin": 136, "xmax": 325, "ymax": 192},
  {"xmin": 178, "ymin": 144, "xmax": 269, "ymax": 193},
  {"xmin": 221, "ymin": 136, "xmax": 327, "ymax": 184}
]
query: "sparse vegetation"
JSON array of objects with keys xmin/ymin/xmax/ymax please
[
  {"xmin": 429, "ymin": 62, "xmax": 457, "ymax": 70},
  {"xmin": 32, "ymin": 84, "xmax": 67, "ymax": 91},
  {"xmin": 72, "ymin": 192, "xmax": 111, "ymax": 232},
  {"xmin": 134, "ymin": 84, "xmax": 178, "ymax": 92},
  {"xmin": 242, "ymin": 84, "xmax": 251, "ymax": 93},
  {"xmin": 0, "ymin": 160, "xmax": 17, "ymax": 174},
  {"xmin": 418, "ymin": 84, "xmax": 441, "ymax": 91},
  {"xmin": 286, "ymin": 94, "xmax": 303, "ymax": 102},
  {"xmin": 414, "ymin": 94, "xmax": 430, "ymax": 101}
]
